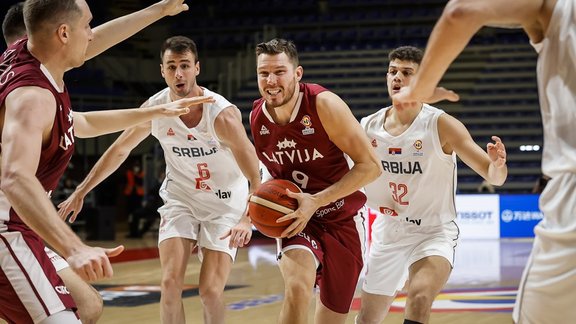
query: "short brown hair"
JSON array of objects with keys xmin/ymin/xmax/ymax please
[
  {"xmin": 160, "ymin": 36, "xmax": 199, "ymax": 63},
  {"xmin": 388, "ymin": 46, "xmax": 423, "ymax": 65},
  {"xmin": 2, "ymin": 2, "xmax": 26, "ymax": 45},
  {"xmin": 23, "ymin": 0, "xmax": 82, "ymax": 35},
  {"xmin": 256, "ymin": 38, "xmax": 299, "ymax": 67}
]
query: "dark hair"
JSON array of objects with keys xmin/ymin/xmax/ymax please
[
  {"xmin": 23, "ymin": 0, "xmax": 82, "ymax": 35},
  {"xmin": 2, "ymin": 2, "xmax": 25, "ymax": 45},
  {"xmin": 388, "ymin": 46, "xmax": 423, "ymax": 65},
  {"xmin": 160, "ymin": 36, "xmax": 199, "ymax": 63},
  {"xmin": 255, "ymin": 38, "xmax": 299, "ymax": 67}
]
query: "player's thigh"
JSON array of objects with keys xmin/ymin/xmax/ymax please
[
  {"xmin": 279, "ymin": 248, "xmax": 317, "ymax": 286},
  {"xmin": 159, "ymin": 237, "xmax": 194, "ymax": 282},
  {"xmin": 408, "ymin": 255, "xmax": 452, "ymax": 295},
  {"xmin": 199, "ymin": 249, "xmax": 233, "ymax": 292}
]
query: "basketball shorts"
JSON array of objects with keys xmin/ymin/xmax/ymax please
[
  {"xmin": 158, "ymin": 199, "xmax": 241, "ymax": 261},
  {"xmin": 44, "ymin": 247, "xmax": 69, "ymax": 272},
  {"xmin": 513, "ymin": 173, "xmax": 576, "ymax": 323},
  {"xmin": 279, "ymin": 207, "xmax": 366, "ymax": 314},
  {"xmin": 363, "ymin": 218, "xmax": 459, "ymax": 296},
  {"xmin": 0, "ymin": 229, "xmax": 76, "ymax": 324}
]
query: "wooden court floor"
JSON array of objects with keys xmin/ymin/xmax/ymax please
[{"xmin": 2, "ymin": 234, "xmax": 531, "ymax": 324}]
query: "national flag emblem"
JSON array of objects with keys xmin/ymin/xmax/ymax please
[
  {"xmin": 187, "ymin": 134, "xmax": 196, "ymax": 141},
  {"xmin": 167, "ymin": 128, "xmax": 175, "ymax": 136},
  {"xmin": 388, "ymin": 147, "xmax": 402, "ymax": 155}
]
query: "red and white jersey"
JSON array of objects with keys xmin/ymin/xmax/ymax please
[
  {"xmin": 0, "ymin": 39, "xmax": 75, "ymax": 229},
  {"xmin": 150, "ymin": 87, "xmax": 248, "ymax": 219},
  {"xmin": 361, "ymin": 104, "xmax": 457, "ymax": 226},
  {"xmin": 251, "ymin": 83, "xmax": 366, "ymax": 222},
  {"xmin": 531, "ymin": 0, "xmax": 576, "ymax": 177}
]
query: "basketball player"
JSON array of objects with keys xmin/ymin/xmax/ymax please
[
  {"xmin": 391, "ymin": 0, "xmax": 575, "ymax": 323},
  {"xmin": 0, "ymin": 0, "xmax": 207, "ymax": 323},
  {"xmin": 58, "ymin": 36, "xmax": 260, "ymax": 324},
  {"xmin": 355, "ymin": 46, "xmax": 507, "ymax": 324},
  {"xmin": 250, "ymin": 38, "xmax": 382, "ymax": 324}
]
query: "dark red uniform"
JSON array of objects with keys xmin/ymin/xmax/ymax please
[
  {"xmin": 251, "ymin": 83, "xmax": 366, "ymax": 313},
  {"xmin": 0, "ymin": 39, "xmax": 77, "ymax": 323}
]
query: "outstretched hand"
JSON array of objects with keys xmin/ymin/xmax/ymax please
[
  {"xmin": 57, "ymin": 191, "xmax": 85, "ymax": 223},
  {"xmin": 392, "ymin": 85, "xmax": 460, "ymax": 109},
  {"xmin": 158, "ymin": 96, "xmax": 215, "ymax": 117},
  {"xmin": 67, "ymin": 245, "xmax": 124, "ymax": 282},
  {"xmin": 220, "ymin": 209, "xmax": 253, "ymax": 248},
  {"xmin": 159, "ymin": 0, "xmax": 189, "ymax": 16},
  {"xmin": 487, "ymin": 135, "xmax": 507, "ymax": 168}
]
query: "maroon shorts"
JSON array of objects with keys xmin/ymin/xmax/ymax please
[
  {"xmin": 0, "ymin": 228, "xmax": 77, "ymax": 323},
  {"xmin": 281, "ymin": 208, "xmax": 366, "ymax": 313}
]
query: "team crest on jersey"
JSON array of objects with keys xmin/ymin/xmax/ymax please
[
  {"xmin": 300, "ymin": 115, "xmax": 315, "ymax": 135},
  {"xmin": 371, "ymin": 139, "xmax": 378, "ymax": 148},
  {"xmin": 187, "ymin": 134, "xmax": 196, "ymax": 141},
  {"xmin": 167, "ymin": 128, "xmax": 175, "ymax": 136},
  {"xmin": 260, "ymin": 125, "xmax": 270, "ymax": 135},
  {"xmin": 413, "ymin": 139, "xmax": 424, "ymax": 157},
  {"xmin": 388, "ymin": 147, "xmax": 402, "ymax": 155}
]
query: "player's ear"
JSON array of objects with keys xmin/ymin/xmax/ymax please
[
  {"xmin": 295, "ymin": 66, "xmax": 303, "ymax": 81},
  {"xmin": 57, "ymin": 24, "xmax": 69, "ymax": 44}
]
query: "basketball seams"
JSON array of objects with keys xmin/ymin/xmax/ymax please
[{"xmin": 249, "ymin": 196, "xmax": 295, "ymax": 214}]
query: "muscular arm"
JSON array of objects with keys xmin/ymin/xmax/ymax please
[
  {"xmin": 72, "ymin": 96, "xmax": 212, "ymax": 138},
  {"xmin": 438, "ymin": 113, "xmax": 507, "ymax": 185},
  {"xmin": 214, "ymin": 106, "xmax": 261, "ymax": 193},
  {"xmin": 1, "ymin": 87, "xmax": 84, "ymax": 257},
  {"xmin": 85, "ymin": 0, "xmax": 189, "ymax": 60},
  {"xmin": 59, "ymin": 120, "xmax": 151, "ymax": 221},
  {"xmin": 314, "ymin": 91, "xmax": 382, "ymax": 206},
  {"xmin": 394, "ymin": 0, "xmax": 551, "ymax": 104}
]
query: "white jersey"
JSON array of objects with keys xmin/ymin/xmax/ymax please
[
  {"xmin": 150, "ymin": 87, "xmax": 248, "ymax": 219},
  {"xmin": 531, "ymin": 0, "xmax": 576, "ymax": 177},
  {"xmin": 361, "ymin": 104, "xmax": 457, "ymax": 227}
]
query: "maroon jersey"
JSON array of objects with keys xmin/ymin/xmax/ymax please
[
  {"xmin": 0, "ymin": 39, "xmax": 75, "ymax": 228},
  {"xmin": 251, "ymin": 83, "xmax": 366, "ymax": 222}
]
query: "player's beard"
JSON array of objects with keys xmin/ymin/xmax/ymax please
[{"xmin": 265, "ymin": 78, "xmax": 297, "ymax": 109}]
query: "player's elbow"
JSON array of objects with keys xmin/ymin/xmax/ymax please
[
  {"xmin": 1, "ymin": 169, "xmax": 25, "ymax": 196},
  {"xmin": 367, "ymin": 159, "xmax": 383, "ymax": 182},
  {"xmin": 443, "ymin": 0, "xmax": 478, "ymax": 25}
]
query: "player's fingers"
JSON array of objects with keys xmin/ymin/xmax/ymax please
[
  {"xmin": 219, "ymin": 230, "xmax": 232, "ymax": 240},
  {"xmin": 101, "ymin": 258, "xmax": 114, "ymax": 279},
  {"xmin": 105, "ymin": 245, "xmax": 125, "ymax": 258},
  {"xmin": 491, "ymin": 135, "xmax": 502, "ymax": 143}
]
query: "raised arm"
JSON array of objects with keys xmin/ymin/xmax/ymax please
[
  {"xmin": 86, "ymin": 0, "xmax": 189, "ymax": 60},
  {"xmin": 393, "ymin": 0, "xmax": 550, "ymax": 105},
  {"xmin": 279, "ymin": 91, "xmax": 382, "ymax": 238},
  {"xmin": 58, "ymin": 120, "xmax": 152, "ymax": 222},
  {"xmin": 214, "ymin": 105, "xmax": 261, "ymax": 247},
  {"xmin": 1, "ymin": 87, "xmax": 122, "ymax": 281},
  {"xmin": 72, "ymin": 95, "xmax": 213, "ymax": 138},
  {"xmin": 438, "ymin": 113, "xmax": 507, "ymax": 185}
]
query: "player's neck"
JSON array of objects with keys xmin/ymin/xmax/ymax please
[
  {"xmin": 27, "ymin": 41, "xmax": 66, "ymax": 87},
  {"xmin": 388, "ymin": 103, "xmax": 422, "ymax": 126}
]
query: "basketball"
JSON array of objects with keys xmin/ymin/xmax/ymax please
[{"xmin": 249, "ymin": 179, "xmax": 301, "ymax": 238}]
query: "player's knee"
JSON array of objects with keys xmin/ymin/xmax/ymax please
[
  {"xmin": 161, "ymin": 275, "xmax": 183, "ymax": 295},
  {"xmin": 76, "ymin": 287, "xmax": 103, "ymax": 324},
  {"xmin": 407, "ymin": 291, "xmax": 433, "ymax": 311},
  {"xmin": 284, "ymin": 279, "xmax": 313, "ymax": 301},
  {"xmin": 199, "ymin": 284, "xmax": 223, "ymax": 306},
  {"xmin": 355, "ymin": 312, "xmax": 382, "ymax": 324}
]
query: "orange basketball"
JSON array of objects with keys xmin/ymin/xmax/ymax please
[{"xmin": 249, "ymin": 179, "xmax": 301, "ymax": 238}]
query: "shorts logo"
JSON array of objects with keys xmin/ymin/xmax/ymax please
[
  {"xmin": 379, "ymin": 206, "xmax": 398, "ymax": 217},
  {"xmin": 55, "ymin": 286, "xmax": 70, "ymax": 295}
]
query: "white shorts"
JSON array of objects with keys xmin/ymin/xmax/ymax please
[
  {"xmin": 44, "ymin": 247, "xmax": 69, "ymax": 272},
  {"xmin": 157, "ymin": 200, "xmax": 241, "ymax": 261},
  {"xmin": 363, "ymin": 219, "xmax": 459, "ymax": 296},
  {"xmin": 513, "ymin": 173, "xmax": 576, "ymax": 323}
]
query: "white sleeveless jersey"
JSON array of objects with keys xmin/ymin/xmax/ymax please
[
  {"xmin": 361, "ymin": 104, "xmax": 457, "ymax": 226},
  {"xmin": 149, "ymin": 87, "xmax": 248, "ymax": 218},
  {"xmin": 531, "ymin": 0, "xmax": 576, "ymax": 176}
]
